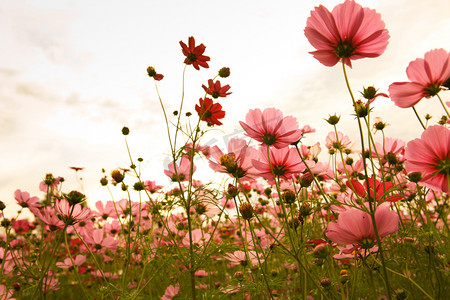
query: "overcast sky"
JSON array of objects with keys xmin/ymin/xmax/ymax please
[{"xmin": 1, "ymin": 0, "xmax": 450, "ymax": 215}]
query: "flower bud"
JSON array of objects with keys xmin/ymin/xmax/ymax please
[
  {"xmin": 0, "ymin": 201, "xmax": 5, "ymax": 211},
  {"xmin": 282, "ymin": 190, "xmax": 296, "ymax": 204},
  {"xmin": 111, "ymin": 169, "xmax": 125, "ymax": 184},
  {"xmin": 100, "ymin": 177, "xmax": 108, "ymax": 186},
  {"xmin": 239, "ymin": 203, "xmax": 253, "ymax": 220},
  {"xmin": 227, "ymin": 184, "xmax": 239, "ymax": 198},
  {"xmin": 407, "ymin": 172, "xmax": 422, "ymax": 183},
  {"xmin": 133, "ymin": 181, "xmax": 146, "ymax": 191},
  {"xmin": 325, "ymin": 114, "xmax": 340, "ymax": 125},
  {"xmin": 63, "ymin": 190, "xmax": 86, "ymax": 205},
  {"xmin": 320, "ymin": 278, "xmax": 332, "ymax": 288},
  {"xmin": 234, "ymin": 271, "xmax": 244, "ymax": 281},
  {"xmin": 122, "ymin": 127, "xmax": 130, "ymax": 135},
  {"xmin": 313, "ymin": 243, "xmax": 329, "ymax": 259},
  {"xmin": 218, "ymin": 67, "xmax": 230, "ymax": 78}
]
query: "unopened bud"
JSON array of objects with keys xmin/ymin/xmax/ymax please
[
  {"xmin": 218, "ymin": 67, "xmax": 230, "ymax": 78},
  {"xmin": 239, "ymin": 203, "xmax": 253, "ymax": 220}
]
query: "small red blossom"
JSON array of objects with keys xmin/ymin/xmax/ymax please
[
  {"xmin": 202, "ymin": 79, "xmax": 232, "ymax": 98},
  {"xmin": 195, "ymin": 97, "xmax": 225, "ymax": 126},
  {"xmin": 180, "ymin": 36, "xmax": 210, "ymax": 70}
]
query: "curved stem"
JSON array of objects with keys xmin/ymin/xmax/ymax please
[{"xmin": 412, "ymin": 106, "xmax": 426, "ymax": 130}]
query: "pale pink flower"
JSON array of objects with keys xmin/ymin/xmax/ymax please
[
  {"xmin": 56, "ymin": 255, "xmax": 86, "ymax": 269},
  {"xmin": 209, "ymin": 138, "xmax": 257, "ymax": 181},
  {"xmin": 144, "ymin": 180, "xmax": 163, "ymax": 193},
  {"xmin": 182, "ymin": 228, "xmax": 210, "ymax": 248},
  {"xmin": 404, "ymin": 125, "xmax": 450, "ymax": 193},
  {"xmin": 0, "ymin": 285, "xmax": 14, "ymax": 300},
  {"xmin": 164, "ymin": 155, "xmax": 196, "ymax": 182},
  {"xmin": 326, "ymin": 202, "xmax": 398, "ymax": 248},
  {"xmin": 54, "ymin": 199, "xmax": 91, "ymax": 225},
  {"xmin": 42, "ymin": 277, "xmax": 59, "ymax": 293},
  {"xmin": 370, "ymin": 137, "xmax": 405, "ymax": 165},
  {"xmin": 161, "ymin": 284, "xmax": 180, "ymax": 300},
  {"xmin": 252, "ymin": 146, "xmax": 306, "ymax": 181},
  {"xmin": 389, "ymin": 49, "xmax": 450, "ymax": 108},
  {"xmin": 239, "ymin": 108, "xmax": 302, "ymax": 149},
  {"xmin": 304, "ymin": 0, "xmax": 389, "ymax": 67},
  {"xmin": 224, "ymin": 250, "xmax": 262, "ymax": 267},
  {"xmin": 325, "ymin": 131, "xmax": 351, "ymax": 151}
]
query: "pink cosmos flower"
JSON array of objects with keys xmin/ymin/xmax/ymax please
[
  {"xmin": 54, "ymin": 198, "xmax": 91, "ymax": 225},
  {"xmin": 94, "ymin": 200, "xmax": 117, "ymax": 220},
  {"xmin": 252, "ymin": 146, "xmax": 306, "ymax": 181},
  {"xmin": 389, "ymin": 49, "xmax": 450, "ymax": 108},
  {"xmin": 404, "ymin": 125, "xmax": 450, "ymax": 194},
  {"xmin": 370, "ymin": 137, "xmax": 405, "ymax": 165},
  {"xmin": 304, "ymin": 0, "xmax": 389, "ymax": 67},
  {"xmin": 12, "ymin": 219, "xmax": 36, "ymax": 234},
  {"xmin": 239, "ymin": 108, "xmax": 302, "ymax": 149},
  {"xmin": 325, "ymin": 202, "xmax": 399, "ymax": 249},
  {"xmin": 161, "ymin": 284, "xmax": 180, "ymax": 300},
  {"xmin": 325, "ymin": 131, "xmax": 351, "ymax": 151},
  {"xmin": 104, "ymin": 220, "xmax": 122, "ymax": 235},
  {"xmin": 224, "ymin": 250, "xmax": 263, "ymax": 267},
  {"xmin": 164, "ymin": 156, "xmax": 196, "ymax": 182},
  {"xmin": 56, "ymin": 255, "xmax": 86, "ymax": 269},
  {"xmin": 84, "ymin": 229, "xmax": 119, "ymax": 251},
  {"xmin": 209, "ymin": 138, "xmax": 257, "ymax": 181},
  {"xmin": 34, "ymin": 207, "xmax": 65, "ymax": 231},
  {"xmin": 144, "ymin": 180, "xmax": 163, "ymax": 193},
  {"xmin": 14, "ymin": 189, "xmax": 41, "ymax": 213}
]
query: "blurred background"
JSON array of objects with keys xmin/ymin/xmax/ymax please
[{"xmin": 1, "ymin": 0, "xmax": 449, "ymax": 216}]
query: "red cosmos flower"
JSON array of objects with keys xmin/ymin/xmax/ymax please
[
  {"xmin": 202, "ymin": 79, "xmax": 232, "ymax": 98},
  {"xmin": 195, "ymin": 97, "xmax": 225, "ymax": 126},
  {"xmin": 404, "ymin": 125, "xmax": 450, "ymax": 194},
  {"xmin": 179, "ymin": 36, "xmax": 210, "ymax": 70},
  {"xmin": 239, "ymin": 108, "xmax": 302, "ymax": 149},
  {"xmin": 389, "ymin": 49, "xmax": 450, "ymax": 108},
  {"xmin": 304, "ymin": 0, "xmax": 389, "ymax": 67},
  {"xmin": 347, "ymin": 176, "xmax": 402, "ymax": 203}
]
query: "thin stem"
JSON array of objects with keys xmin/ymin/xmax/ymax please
[
  {"xmin": 437, "ymin": 93, "xmax": 450, "ymax": 118},
  {"xmin": 412, "ymin": 106, "xmax": 426, "ymax": 130}
]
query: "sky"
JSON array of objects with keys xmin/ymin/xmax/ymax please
[{"xmin": 1, "ymin": 0, "xmax": 450, "ymax": 216}]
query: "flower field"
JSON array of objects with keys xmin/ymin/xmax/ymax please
[{"xmin": 1, "ymin": 1, "xmax": 449, "ymax": 299}]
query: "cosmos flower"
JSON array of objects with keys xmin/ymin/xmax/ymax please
[
  {"xmin": 202, "ymin": 79, "xmax": 232, "ymax": 98},
  {"xmin": 54, "ymin": 198, "xmax": 91, "ymax": 225},
  {"xmin": 164, "ymin": 156, "xmax": 196, "ymax": 182},
  {"xmin": 179, "ymin": 36, "xmax": 210, "ymax": 70},
  {"xmin": 195, "ymin": 97, "xmax": 225, "ymax": 126},
  {"xmin": 304, "ymin": 0, "xmax": 389, "ymax": 67},
  {"xmin": 252, "ymin": 146, "xmax": 306, "ymax": 181},
  {"xmin": 209, "ymin": 138, "xmax": 257, "ymax": 181},
  {"xmin": 404, "ymin": 125, "xmax": 450, "ymax": 193},
  {"xmin": 326, "ymin": 202, "xmax": 398, "ymax": 248},
  {"xmin": 389, "ymin": 49, "xmax": 450, "ymax": 108},
  {"xmin": 239, "ymin": 108, "xmax": 302, "ymax": 149}
]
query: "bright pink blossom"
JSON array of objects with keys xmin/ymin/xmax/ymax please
[
  {"xmin": 54, "ymin": 198, "xmax": 91, "ymax": 225},
  {"xmin": 209, "ymin": 138, "xmax": 257, "ymax": 181},
  {"xmin": 239, "ymin": 108, "xmax": 302, "ymax": 149},
  {"xmin": 84, "ymin": 229, "xmax": 119, "ymax": 251},
  {"xmin": 389, "ymin": 49, "xmax": 450, "ymax": 108},
  {"xmin": 304, "ymin": 0, "xmax": 389, "ymax": 67},
  {"xmin": 34, "ymin": 207, "xmax": 65, "ymax": 231},
  {"xmin": 326, "ymin": 202, "xmax": 398, "ymax": 248},
  {"xmin": 404, "ymin": 125, "xmax": 450, "ymax": 193},
  {"xmin": 252, "ymin": 146, "xmax": 306, "ymax": 181}
]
